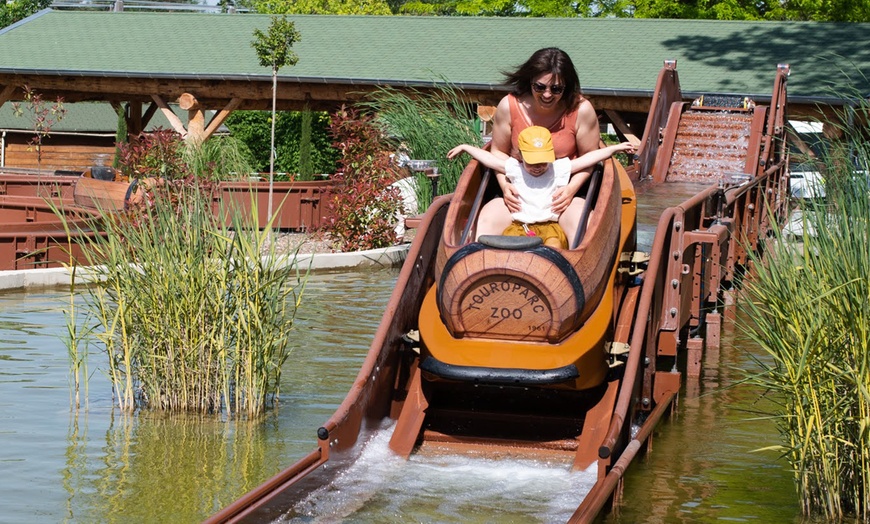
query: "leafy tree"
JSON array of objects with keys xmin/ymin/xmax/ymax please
[
  {"xmin": 225, "ymin": 110, "xmax": 337, "ymax": 177},
  {"xmin": 252, "ymin": 15, "xmax": 300, "ymax": 216},
  {"xmin": 245, "ymin": 0, "xmax": 392, "ymax": 15},
  {"xmin": 0, "ymin": 0, "xmax": 50, "ymax": 28},
  {"xmin": 11, "ymin": 86, "xmax": 67, "ymax": 171},
  {"xmin": 630, "ymin": 0, "xmax": 870, "ymax": 21},
  {"xmin": 764, "ymin": 0, "xmax": 870, "ymax": 21},
  {"xmin": 399, "ymin": 0, "xmax": 620, "ymax": 17}
]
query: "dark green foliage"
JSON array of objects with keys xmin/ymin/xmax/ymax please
[
  {"xmin": 113, "ymin": 104, "xmax": 127, "ymax": 169},
  {"xmin": 633, "ymin": 0, "xmax": 870, "ymax": 21},
  {"xmin": 0, "ymin": 0, "xmax": 50, "ymax": 28},
  {"xmin": 225, "ymin": 110, "xmax": 337, "ymax": 178},
  {"xmin": 299, "ymin": 105, "xmax": 314, "ymax": 178}
]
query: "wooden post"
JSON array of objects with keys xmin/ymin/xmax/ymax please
[{"xmin": 179, "ymin": 92, "xmax": 205, "ymax": 144}]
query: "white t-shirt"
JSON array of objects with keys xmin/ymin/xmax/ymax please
[{"xmin": 504, "ymin": 157, "xmax": 571, "ymax": 223}]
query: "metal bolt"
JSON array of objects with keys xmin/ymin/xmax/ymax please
[
  {"xmin": 671, "ymin": 279, "xmax": 679, "ymax": 289},
  {"xmin": 674, "ymin": 221, "xmax": 682, "ymax": 231},
  {"xmin": 670, "ymin": 307, "xmax": 677, "ymax": 317},
  {"xmin": 644, "ymin": 357, "xmax": 650, "ymax": 366},
  {"xmin": 642, "ymin": 397, "xmax": 651, "ymax": 407}
]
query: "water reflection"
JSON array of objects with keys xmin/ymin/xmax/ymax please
[
  {"xmin": 605, "ymin": 309, "xmax": 800, "ymax": 523},
  {"xmin": 0, "ymin": 270, "xmax": 394, "ymax": 523}
]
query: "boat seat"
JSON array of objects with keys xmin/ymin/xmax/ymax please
[{"xmin": 478, "ymin": 234, "xmax": 542, "ymax": 250}]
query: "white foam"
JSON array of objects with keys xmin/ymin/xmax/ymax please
[{"xmin": 282, "ymin": 422, "xmax": 597, "ymax": 522}]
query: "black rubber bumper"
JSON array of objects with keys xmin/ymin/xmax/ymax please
[{"xmin": 419, "ymin": 356, "xmax": 579, "ymax": 386}]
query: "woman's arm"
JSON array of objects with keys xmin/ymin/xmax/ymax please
[
  {"xmin": 489, "ymin": 96, "xmax": 513, "ymax": 161},
  {"xmin": 481, "ymin": 95, "xmax": 521, "ymax": 212},
  {"xmin": 552, "ymin": 99, "xmax": 600, "ymax": 214}
]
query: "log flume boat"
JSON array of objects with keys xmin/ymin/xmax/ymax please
[{"xmin": 207, "ymin": 61, "xmax": 791, "ymax": 523}]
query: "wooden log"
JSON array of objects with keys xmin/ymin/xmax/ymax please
[{"xmin": 73, "ymin": 177, "xmax": 129, "ymax": 211}]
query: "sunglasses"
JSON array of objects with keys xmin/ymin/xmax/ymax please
[{"xmin": 531, "ymin": 82, "xmax": 565, "ymax": 95}]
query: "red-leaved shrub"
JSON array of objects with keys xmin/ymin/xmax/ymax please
[
  {"xmin": 322, "ymin": 106, "xmax": 403, "ymax": 252},
  {"xmin": 117, "ymin": 129, "xmax": 191, "ymax": 181}
]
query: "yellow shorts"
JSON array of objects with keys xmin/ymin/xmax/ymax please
[{"xmin": 502, "ymin": 221, "xmax": 568, "ymax": 249}]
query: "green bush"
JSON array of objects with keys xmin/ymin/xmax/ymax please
[
  {"xmin": 183, "ymin": 134, "xmax": 255, "ymax": 181},
  {"xmin": 225, "ymin": 109, "xmax": 338, "ymax": 178},
  {"xmin": 116, "ymin": 130, "xmax": 254, "ymax": 182}
]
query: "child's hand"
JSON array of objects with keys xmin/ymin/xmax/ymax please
[
  {"xmin": 447, "ymin": 145, "xmax": 466, "ymax": 159},
  {"xmin": 620, "ymin": 142, "xmax": 636, "ymax": 153}
]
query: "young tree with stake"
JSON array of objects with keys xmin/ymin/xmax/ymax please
[{"xmin": 252, "ymin": 16, "xmax": 300, "ymax": 218}]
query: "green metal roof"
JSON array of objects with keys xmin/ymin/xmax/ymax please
[
  {"xmin": 0, "ymin": 10, "xmax": 868, "ymax": 102},
  {"xmin": 0, "ymin": 101, "xmax": 218, "ymax": 133}
]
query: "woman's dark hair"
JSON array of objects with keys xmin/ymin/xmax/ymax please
[{"xmin": 502, "ymin": 47, "xmax": 581, "ymax": 108}]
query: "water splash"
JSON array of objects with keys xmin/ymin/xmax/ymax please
[{"xmin": 282, "ymin": 422, "xmax": 597, "ymax": 523}]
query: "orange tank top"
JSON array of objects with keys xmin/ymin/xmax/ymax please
[{"xmin": 508, "ymin": 94, "xmax": 581, "ymax": 161}]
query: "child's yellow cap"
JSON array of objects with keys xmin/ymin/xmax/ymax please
[{"xmin": 517, "ymin": 126, "xmax": 555, "ymax": 164}]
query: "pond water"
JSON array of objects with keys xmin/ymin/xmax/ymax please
[{"xmin": 0, "ymin": 182, "xmax": 805, "ymax": 523}]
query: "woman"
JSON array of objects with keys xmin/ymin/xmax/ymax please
[{"xmin": 477, "ymin": 47, "xmax": 600, "ymax": 247}]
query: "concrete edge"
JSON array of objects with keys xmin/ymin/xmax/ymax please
[{"xmin": 0, "ymin": 244, "xmax": 411, "ymax": 291}]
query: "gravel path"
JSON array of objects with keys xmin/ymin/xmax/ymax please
[{"xmin": 268, "ymin": 229, "xmax": 417, "ymax": 256}]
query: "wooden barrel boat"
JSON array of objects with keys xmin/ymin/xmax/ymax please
[{"xmin": 417, "ymin": 151, "xmax": 637, "ymax": 391}]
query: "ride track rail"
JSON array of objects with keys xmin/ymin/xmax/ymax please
[{"xmin": 206, "ymin": 60, "xmax": 792, "ymax": 524}]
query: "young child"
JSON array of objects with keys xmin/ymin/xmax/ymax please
[{"xmin": 447, "ymin": 125, "xmax": 635, "ymax": 248}]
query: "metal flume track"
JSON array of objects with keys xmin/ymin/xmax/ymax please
[
  {"xmin": 666, "ymin": 111, "xmax": 754, "ymax": 182},
  {"xmin": 207, "ymin": 61, "xmax": 792, "ymax": 524}
]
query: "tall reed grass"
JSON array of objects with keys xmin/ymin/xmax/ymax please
[
  {"xmin": 740, "ymin": 110, "xmax": 870, "ymax": 520},
  {"xmin": 362, "ymin": 85, "xmax": 482, "ymax": 211},
  {"xmin": 182, "ymin": 135, "xmax": 255, "ymax": 181},
  {"xmin": 62, "ymin": 183, "xmax": 303, "ymax": 418}
]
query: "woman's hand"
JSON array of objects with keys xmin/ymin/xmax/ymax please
[
  {"xmin": 551, "ymin": 186, "xmax": 576, "ymax": 215},
  {"xmin": 502, "ymin": 181, "xmax": 522, "ymax": 213}
]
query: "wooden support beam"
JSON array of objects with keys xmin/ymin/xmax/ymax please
[
  {"xmin": 141, "ymin": 102, "xmax": 158, "ymax": 131},
  {"xmin": 128, "ymin": 102, "xmax": 143, "ymax": 138},
  {"xmin": 604, "ymin": 109, "xmax": 640, "ymax": 146},
  {"xmin": 0, "ymin": 84, "xmax": 18, "ymax": 108},
  {"xmin": 203, "ymin": 97, "xmax": 243, "ymax": 141},
  {"xmin": 151, "ymin": 94, "xmax": 187, "ymax": 138}
]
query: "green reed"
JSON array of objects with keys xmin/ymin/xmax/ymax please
[
  {"xmin": 182, "ymin": 135, "xmax": 255, "ymax": 181},
  {"xmin": 67, "ymin": 184, "xmax": 303, "ymax": 418},
  {"xmin": 361, "ymin": 84, "xmax": 482, "ymax": 211},
  {"xmin": 740, "ymin": 122, "xmax": 869, "ymax": 520},
  {"xmin": 53, "ymin": 209, "xmax": 92, "ymax": 411}
]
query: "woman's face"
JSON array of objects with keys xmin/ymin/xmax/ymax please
[{"xmin": 530, "ymin": 72, "xmax": 564, "ymax": 110}]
